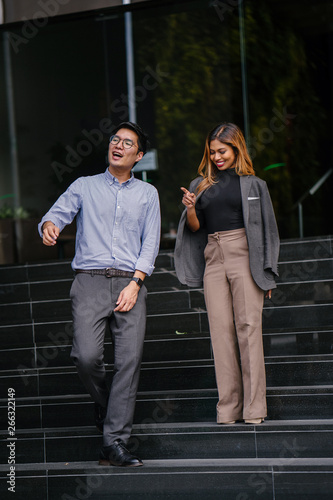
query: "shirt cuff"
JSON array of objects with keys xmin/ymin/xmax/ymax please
[
  {"xmin": 135, "ymin": 259, "xmax": 155, "ymax": 277},
  {"xmin": 38, "ymin": 216, "xmax": 63, "ymax": 238}
]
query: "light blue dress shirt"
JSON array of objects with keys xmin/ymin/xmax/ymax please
[{"xmin": 38, "ymin": 168, "xmax": 161, "ymax": 275}]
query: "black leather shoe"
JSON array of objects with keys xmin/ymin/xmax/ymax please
[
  {"xmin": 94, "ymin": 403, "xmax": 107, "ymax": 434},
  {"xmin": 99, "ymin": 440, "xmax": 143, "ymax": 467}
]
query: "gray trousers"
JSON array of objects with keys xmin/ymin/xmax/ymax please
[{"xmin": 69, "ymin": 273, "xmax": 147, "ymax": 446}]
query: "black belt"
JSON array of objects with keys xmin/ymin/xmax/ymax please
[{"xmin": 75, "ymin": 268, "xmax": 134, "ymax": 278}]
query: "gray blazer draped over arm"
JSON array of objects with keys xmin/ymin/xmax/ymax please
[{"xmin": 174, "ymin": 175, "xmax": 280, "ymax": 291}]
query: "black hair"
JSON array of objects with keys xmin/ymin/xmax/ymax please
[{"xmin": 113, "ymin": 122, "xmax": 149, "ymax": 155}]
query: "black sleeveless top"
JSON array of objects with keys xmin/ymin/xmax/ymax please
[{"xmin": 195, "ymin": 169, "xmax": 244, "ymax": 234}]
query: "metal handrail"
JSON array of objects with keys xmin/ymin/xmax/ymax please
[{"xmin": 292, "ymin": 168, "xmax": 333, "ymax": 238}]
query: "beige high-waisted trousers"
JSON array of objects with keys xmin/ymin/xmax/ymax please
[{"xmin": 203, "ymin": 228, "xmax": 266, "ymax": 422}]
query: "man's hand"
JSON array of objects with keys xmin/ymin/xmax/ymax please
[
  {"xmin": 114, "ymin": 281, "xmax": 140, "ymax": 312},
  {"xmin": 42, "ymin": 221, "xmax": 60, "ymax": 246}
]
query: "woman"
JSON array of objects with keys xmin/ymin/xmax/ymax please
[{"xmin": 174, "ymin": 123, "xmax": 279, "ymax": 424}]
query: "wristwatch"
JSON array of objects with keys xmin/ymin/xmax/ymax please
[{"xmin": 131, "ymin": 277, "xmax": 143, "ymax": 288}]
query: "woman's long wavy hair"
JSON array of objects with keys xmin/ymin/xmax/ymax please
[{"xmin": 196, "ymin": 123, "xmax": 255, "ymax": 194}]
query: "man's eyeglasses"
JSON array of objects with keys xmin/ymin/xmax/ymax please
[{"xmin": 109, "ymin": 135, "xmax": 139, "ymax": 150}]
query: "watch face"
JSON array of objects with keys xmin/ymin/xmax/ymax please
[{"xmin": 132, "ymin": 277, "xmax": 143, "ymax": 287}]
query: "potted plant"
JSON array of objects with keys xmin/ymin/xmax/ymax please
[{"xmin": 0, "ymin": 205, "xmax": 30, "ymax": 265}]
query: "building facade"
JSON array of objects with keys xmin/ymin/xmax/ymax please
[{"xmin": 0, "ymin": 0, "xmax": 332, "ymax": 262}]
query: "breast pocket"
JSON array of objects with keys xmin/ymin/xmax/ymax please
[{"xmin": 125, "ymin": 209, "xmax": 144, "ymax": 232}]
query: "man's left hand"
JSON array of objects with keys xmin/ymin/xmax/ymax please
[{"xmin": 114, "ymin": 281, "xmax": 140, "ymax": 312}]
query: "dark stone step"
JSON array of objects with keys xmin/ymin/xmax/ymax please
[
  {"xmin": 0, "ymin": 328, "xmax": 332, "ymax": 370},
  {"xmin": 0, "ymin": 236, "xmax": 332, "ymax": 287},
  {"xmin": 0, "ymin": 251, "xmax": 175, "ymax": 285},
  {"xmin": 1, "ymin": 420, "xmax": 333, "ymax": 466},
  {"xmin": 5, "ymin": 256, "xmax": 329, "ymax": 299},
  {"xmin": 277, "ymin": 258, "xmax": 333, "ymax": 282},
  {"xmin": 262, "ymin": 303, "xmax": 333, "ymax": 331},
  {"xmin": 1, "ymin": 288, "xmax": 333, "ymax": 329},
  {"xmin": 278, "ymin": 236, "xmax": 333, "ymax": 262},
  {"xmin": 1, "ymin": 355, "xmax": 332, "ymax": 401},
  {"xmin": 0, "ymin": 334, "xmax": 212, "ymax": 370},
  {"xmin": 263, "ymin": 328, "xmax": 333, "ymax": 357},
  {"xmin": 1, "ymin": 385, "xmax": 332, "ymax": 432},
  {"xmin": 2, "ymin": 269, "xmax": 333, "ymax": 306},
  {"xmin": 1, "ymin": 457, "xmax": 332, "ymax": 500},
  {"xmin": 269, "ymin": 280, "xmax": 333, "ymax": 308},
  {"xmin": 139, "ymin": 304, "xmax": 333, "ymax": 337},
  {"xmin": 0, "ymin": 324, "xmax": 34, "ymax": 349}
]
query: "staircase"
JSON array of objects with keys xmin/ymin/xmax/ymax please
[{"xmin": 1, "ymin": 236, "xmax": 333, "ymax": 499}]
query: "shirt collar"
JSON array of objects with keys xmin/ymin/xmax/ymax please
[{"xmin": 104, "ymin": 167, "xmax": 135, "ymax": 187}]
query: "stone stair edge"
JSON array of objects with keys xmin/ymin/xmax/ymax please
[
  {"xmin": 1, "ymin": 352, "xmax": 333, "ymax": 377},
  {"xmin": 1, "ymin": 420, "xmax": 333, "ymax": 458},
  {"xmin": 2, "ymin": 273, "xmax": 333, "ymax": 290},
  {"xmin": 0, "ymin": 234, "xmax": 332, "ymax": 277},
  {"xmin": 2, "ymin": 418, "xmax": 333, "ymax": 436},
  {"xmin": 1, "ymin": 323, "xmax": 332, "ymax": 335},
  {"xmin": 2, "ymin": 456, "xmax": 333, "ymax": 475},
  {"xmin": 2, "ymin": 300, "xmax": 333, "ymax": 318},
  {"xmin": 1, "ymin": 261, "xmax": 333, "ymax": 287},
  {"xmin": 1, "ymin": 385, "xmax": 333, "ymax": 406}
]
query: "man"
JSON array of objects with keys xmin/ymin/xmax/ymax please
[{"xmin": 39, "ymin": 122, "xmax": 161, "ymax": 467}]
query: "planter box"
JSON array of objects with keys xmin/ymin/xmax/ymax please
[
  {"xmin": 0, "ymin": 219, "xmax": 76, "ymax": 265},
  {"xmin": 0, "ymin": 219, "xmax": 15, "ymax": 264}
]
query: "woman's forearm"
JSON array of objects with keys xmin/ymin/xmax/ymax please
[{"xmin": 186, "ymin": 206, "xmax": 200, "ymax": 232}]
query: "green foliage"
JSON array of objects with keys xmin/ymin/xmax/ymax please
[
  {"xmin": 134, "ymin": 6, "xmax": 243, "ymax": 231},
  {"xmin": 133, "ymin": 0, "xmax": 328, "ymax": 237},
  {"xmin": 244, "ymin": 0, "xmax": 327, "ymax": 236},
  {"xmin": 0, "ymin": 204, "xmax": 30, "ymax": 219}
]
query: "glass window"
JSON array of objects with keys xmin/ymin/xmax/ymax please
[
  {"xmin": 0, "ymin": 0, "xmax": 332, "ymax": 263},
  {"xmin": 244, "ymin": 0, "xmax": 333, "ymax": 237}
]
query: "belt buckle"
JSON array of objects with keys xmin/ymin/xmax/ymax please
[{"xmin": 105, "ymin": 268, "xmax": 113, "ymax": 278}]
